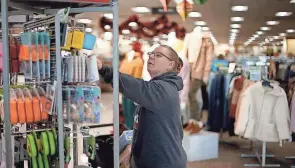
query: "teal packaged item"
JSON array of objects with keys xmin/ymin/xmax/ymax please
[
  {"xmin": 83, "ymin": 86, "xmax": 101, "ymax": 123},
  {"xmin": 83, "ymin": 33, "xmax": 96, "ymax": 50},
  {"xmin": 70, "ymin": 87, "xmax": 84, "ymax": 122}
]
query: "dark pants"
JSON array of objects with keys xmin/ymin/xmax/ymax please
[{"xmin": 188, "ymin": 79, "xmax": 203, "ymax": 121}]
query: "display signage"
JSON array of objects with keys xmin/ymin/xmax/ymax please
[{"xmin": 152, "ymin": 7, "xmax": 177, "ymax": 14}]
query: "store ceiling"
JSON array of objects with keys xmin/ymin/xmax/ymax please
[{"xmin": 5, "ymin": 0, "xmax": 295, "ymax": 45}]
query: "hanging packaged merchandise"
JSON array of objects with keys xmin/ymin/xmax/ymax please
[
  {"xmin": 31, "ymin": 88, "xmax": 42, "ymax": 122},
  {"xmin": 83, "ymin": 33, "xmax": 97, "ymax": 50},
  {"xmin": 27, "ymin": 134, "xmax": 38, "ymax": 168},
  {"xmin": 71, "ymin": 29, "xmax": 85, "ymax": 49},
  {"xmin": 15, "ymin": 88, "xmax": 27, "ymax": 123},
  {"xmin": 23, "ymin": 88, "xmax": 35, "ymax": 123},
  {"xmin": 9, "ymin": 37, "xmax": 20, "ymax": 73},
  {"xmin": 69, "ymin": 87, "xmax": 84, "ymax": 122},
  {"xmin": 62, "ymin": 28, "xmax": 73, "ymax": 51},
  {"xmin": 32, "ymin": 32, "xmax": 41, "ymax": 81},
  {"xmin": 44, "ymin": 32, "xmax": 51, "ymax": 79},
  {"xmin": 64, "ymin": 136, "xmax": 71, "ymax": 166},
  {"xmin": 8, "ymin": 89, "xmax": 19, "ymax": 124},
  {"xmin": 86, "ymin": 55, "xmax": 100, "ymax": 82},
  {"xmin": 37, "ymin": 87, "xmax": 50, "ymax": 120},
  {"xmin": 19, "ymin": 32, "xmax": 33, "ymax": 80},
  {"xmin": 83, "ymin": 135, "xmax": 96, "ymax": 160},
  {"xmin": 83, "ymin": 86, "xmax": 101, "ymax": 123},
  {"xmin": 39, "ymin": 32, "xmax": 46, "ymax": 79}
]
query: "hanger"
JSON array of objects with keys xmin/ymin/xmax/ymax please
[{"xmin": 262, "ymin": 80, "xmax": 273, "ymax": 88}]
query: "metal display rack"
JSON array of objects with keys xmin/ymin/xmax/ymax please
[{"xmin": 1, "ymin": 0, "xmax": 120, "ymax": 167}]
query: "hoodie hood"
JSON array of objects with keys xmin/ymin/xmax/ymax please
[{"xmin": 152, "ymin": 72, "xmax": 184, "ymax": 91}]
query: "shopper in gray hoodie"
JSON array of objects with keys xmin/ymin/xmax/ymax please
[{"xmin": 97, "ymin": 44, "xmax": 187, "ymax": 168}]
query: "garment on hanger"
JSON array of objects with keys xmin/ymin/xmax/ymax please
[
  {"xmin": 235, "ymin": 82, "xmax": 291, "ymax": 142},
  {"xmin": 290, "ymin": 90, "xmax": 295, "ymax": 133},
  {"xmin": 183, "ymin": 27, "xmax": 203, "ymax": 64}
]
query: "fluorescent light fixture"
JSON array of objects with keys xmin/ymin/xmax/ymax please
[
  {"xmin": 104, "ymin": 32, "xmax": 112, "ymax": 41},
  {"xmin": 231, "ymin": 29, "xmax": 239, "ymax": 33},
  {"xmin": 230, "ymin": 32, "xmax": 237, "ymax": 36},
  {"xmin": 275, "ymin": 12, "xmax": 292, "ymax": 17},
  {"xmin": 260, "ymin": 27, "xmax": 271, "ymax": 31},
  {"xmin": 256, "ymin": 31, "xmax": 264, "ymax": 35},
  {"xmin": 130, "ymin": 37, "xmax": 137, "ymax": 41},
  {"xmin": 104, "ymin": 13, "xmax": 113, "ymax": 19},
  {"xmin": 195, "ymin": 21, "xmax": 206, "ymax": 26},
  {"xmin": 76, "ymin": 19, "xmax": 92, "ymax": 24},
  {"xmin": 253, "ymin": 34, "xmax": 259, "ymax": 38},
  {"xmin": 279, "ymin": 33, "xmax": 286, "ymax": 36},
  {"xmin": 129, "ymin": 22, "xmax": 138, "ymax": 27},
  {"xmin": 231, "ymin": 6, "xmax": 248, "ymax": 12},
  {"xmin": 189, "ymin": 12, "xmax": 202, "ymax": 17},
  {"xmin": 269, "ymin": 38, "xmax": 274, "ymax": 42},
  {"xmin": 274, "ymin": 36, "xmax": 279, "ymax": 39},
  {"xmin": 229, "ymin": 37, "xmax": 236, "ymax": 40},
  {"xmin": 287, "ymin": 29, "xmax": 295, "ymax": 33},
  {"xmin": 230, "ymin": 24, "xmax": 241, "ymax": 29},
  {"xmin": 231, "ymin": 17, "xmax": 244, "ymax": 22},
  {"xmin": 131, "ymin": 7, "xmax": 151, "ymax": 13},
  {"xmin": 85, "ymin": 28, "xmax": 92, "ymax": 33},
  {"xmin": 122, "ymin": 29, "xmax": 130, "ymax": 34},
  {"xmin": 291, "ymin": 0, "xmax": 295, "ymax": 3},
  {"xmin": 104, "ymin": 25, "xmax": 111, "ymax": 30},
  {"xmin": 266, "ymin": 21, "xmax": 279, "ymax": 25},
  {"xmin": 202, "ymin": 27, "xmax": 210, "ymax": 31}
]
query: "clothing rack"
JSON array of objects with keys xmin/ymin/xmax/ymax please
[
  {"xmin": 1, "ymin": 1, "xmax": 120, "ymax": 168},
  {"xmin": 241, "ymin": 141, "xmax": 280, "ymax": 167}
]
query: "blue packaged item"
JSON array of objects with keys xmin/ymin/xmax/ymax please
[
  {"xmin": 83, "ymin": 86, "xmax": 101, "ymax": 123},
  {"xmin": 83, "ymin": 33, "xmax": 96, "ymax": 50}
]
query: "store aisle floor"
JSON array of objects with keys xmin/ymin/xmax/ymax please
[
  {"xmin": 187, "ymin": 135, "xmax": 295, "ymax": 168},
  {"xmin": 101, "ymin": 93, "xmax": 295, "ymax": 168}
]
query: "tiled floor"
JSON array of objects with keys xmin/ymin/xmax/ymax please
[{"xmin": 101, "ymin": 93, "xmax": 295, "ymax": 168}]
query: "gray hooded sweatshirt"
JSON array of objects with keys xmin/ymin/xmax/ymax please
[{"xmin": 99, "ymin": 65, "xmax": 187, "ymax": 168}]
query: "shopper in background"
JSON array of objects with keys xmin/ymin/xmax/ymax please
[{"xmin": 97, "ymin": 44, "xmax": 187, "ymax": 168}]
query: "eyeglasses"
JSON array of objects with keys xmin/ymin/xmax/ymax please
[{"xmin": 147, "ymin": 52, "xmax": 172, "ymax": 61}]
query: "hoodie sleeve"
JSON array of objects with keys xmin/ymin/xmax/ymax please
[
  {"xmin": 234, "ymin": 92, "xmax": 251, "ymax": 136},
  {"xmin": 99, "ymin": 65, "xmax": 168, "ymax": 112},
  {"xmin": 274, "ymin": 93, "xmax": 291, "ymax": 141}
]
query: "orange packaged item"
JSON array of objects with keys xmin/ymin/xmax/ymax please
[
  {"xmin": 24, "ymin": 98, "xmax": 34, "ymax": 123},
  {"xmin": 43, "ymin": 46, "xmax": 49, "ymax": 60},
  {"xmin": 32, "ymin": 98, "xmax": 42, "ymax": 122},
  {"xmin": 10, "ymin": 99, "xmax": 19, "ymax": 124},
  {"xmin": 17, "ymin": 99, "xmax": 26, "ymax": 123},
  {"xmin": 18, "ymin": 45, "xmax": 30, "ymax": 61},
  {"xmin": 31, "ymin": 45, "xmax": 38, "ymax": 62},
  {"xmin": 38, "ymin": 45, "xmax": 43, "ymax": 60},
  {"xmin": 40, "ymin": 96, "xmax": 49, "ymax": 120}
]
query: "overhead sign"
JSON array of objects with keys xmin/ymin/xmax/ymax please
[{"xmin": 152, "ymin": 7, "xmax": 177, "ymax": 14}]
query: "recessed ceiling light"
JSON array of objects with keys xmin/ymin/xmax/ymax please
[
  {"xmin": 287, "ymin": 29, "xmax": 295, "ymax": 33},
  {"xmin": 275, "ymin": 12, "xmax": 292, "ymax": 17},
  {"xmin": 131, "ymin": 7, "xmax": 151, "ymax": 13},
  {"xmin": 103, "ymin": 13, "xmax": 113, "ymax": 19},
  {"xmin": 122, "ymin": 29, "xmax": 130, "ymax": 34},
  {"xmin": 260, "ymin": 27, "xmax": 271, "ymax": 31},
  {"xmin": 274, "ymin": 36, "xmax": 280, "ymax": 39},
  {"xmin": 291, "ymin": 0, "xmax": 295, "ymax": 3},
  {"xmin": 279, "ymin": 33, "xmax": 286, "ymax": 36},
  {"xmin": 266, "ymin": 21, "xmax": 279, "ymax": 25},
  {"xmin": 231, "ymin": 6, "xmax": 248, "ymax": 12},
  {"xmin": 231, "ymin": 17, "xmax": 244, "ymax": 22},
  {"xmin": 202, "ymin": 27, "xmax": 210, "ymax": 31},
  {"xmin": 231, "ymin": 29, "xmax": 239, "ymax": 33},
  {"xmin": 76, "ymin": 19, "xmax": 92, "ymax": 24},
  {"xmin": 230, "ymin": 24, "xmax": 241, "ymax": 29},
  {"xmin": 129, "ymin": 22, "xmax": 138, "ymax": 27},
  {"xmin": 256, "ymin": 31, "xmax": 264, "ymax": 35},
  {"xmin": 104, "ymin": 25, "xmax": 111, "ymax": 30},
  {"xmin": 195, "ymin": 21, "xmax": 206, "ymax": 26},
  {"xmin": 85, "ymin": 28, "xmax": 92, "ymax": 33},
  {"xmin": 189, "ymin": 12, "xmax": 202, "ymax": 17}
]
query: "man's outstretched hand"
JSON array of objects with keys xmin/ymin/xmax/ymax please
[{"xmin": 97, "ymin": 57, "xmax": 103, "ymax": 70}]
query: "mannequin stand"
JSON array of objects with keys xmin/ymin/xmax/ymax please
[{"xmin": 241, "ymin": 141, "xmax": 280, "ymax": 167}]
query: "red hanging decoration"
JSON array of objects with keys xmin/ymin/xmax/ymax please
[{"xmin": 99, "ymin": 14, "xmax": 187, "ymax": 39}]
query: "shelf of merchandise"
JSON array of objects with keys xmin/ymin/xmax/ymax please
[{"xmin": 1, "ymin": 0, "xmax": 120, "ymax": 167}]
